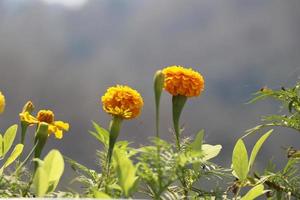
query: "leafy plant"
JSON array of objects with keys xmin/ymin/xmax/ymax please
[
  {"xmin": 33, "ymin": 150, "xmax": 65, "ymax": 197},
  {"xmin": 0, "ymin": 125, "xmax": 24, "ymax": 175},
  {"xmin": 1, "ymin": 70, "xmax": 300, "ymax": 200}
]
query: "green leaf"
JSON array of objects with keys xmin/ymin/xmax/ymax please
[
  {"xmin": 93, "ymin": 190, "xmax": 111, "ymax": 199},
  {"xmin": 43, "ymin": 150, "xmax": 64, "ymax": 192},
  {"xmin": 90, "ymin": 121, "xmax": 109, "ymax": 146},
  {"xmin": 190, "ymin": 130, "xmax": 204, "ymax": 152},
  {"xmin": 0, "ymin": 144, "xmax": 23, "ymax": 174},
  {"xmin": 113, "ymin": 148, "xmax": 138, "ymax": 197},
  {"xmin": 241, "ymin": 184, "xmax": 266, "ymax": 200},
  {"xmin": 0, "ymin": 134, "xmax": 3, "ymax": 157},
  {"xmin": 202, "ymin": 144, "xmax": 222, "ymax": 161},
  {"xmin": 232, "ymin": 139, "xmax": 249, "ymax": 181},
  {"xmin": 248, "ymin": 129, "xmax": 273, "ymax": 171},
  {"xmin": 33, "ymin": 158, "xmax": 44, "ymax": 168},
  {"xmin": 3, "ymin": 124, "xmax": 18, "ymax": 156},
  {"xmin": 33, "ymin": 167, "xmax": 49, "ymax": 197}
]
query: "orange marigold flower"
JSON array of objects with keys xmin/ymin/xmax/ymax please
[
  {"xmin": 19, "ymin": 108, "xmax": 69, "ymax": 139},
  {"xmin": 101, "ymin": 85, "xmax": 144, "ymax": 119},
  {"xmin": 162, "ymin": 65, "xmax": 205, "ymax": 97}
]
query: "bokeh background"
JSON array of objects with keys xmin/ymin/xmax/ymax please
[{"xmin": 0, "ymin": 0, "xmax": 300, "ymax": 189}]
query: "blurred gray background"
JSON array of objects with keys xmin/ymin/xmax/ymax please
[{"xmin": 0, "ymin": 0, "xmax": 300, "ymax": 189}]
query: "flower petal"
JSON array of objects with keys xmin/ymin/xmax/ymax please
[
  {"xmin": 20, "ymin": 112, "xmax": 39, "ymax": 124},
  {"xmin": 54, "ymin": 121, "xmax": 69, "ymax": 131}
]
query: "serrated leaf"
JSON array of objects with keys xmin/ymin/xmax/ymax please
[
  {"xmin": 43, "ymin": 150, "xmax": 64, "ymax": 192},
  {"xmin": 241, "ymin": 184, "xmax": 266, "ymax": 200},
  {"xmin": 232, "ymin": 139, "xmax": 248, "ymax": 181},
  {"xmin": 91, "ymin": 121, "xmax": 109, "ymax": 146},
  {"xmin": 248, "ymin": 129, "xmax": 273, "ymax": 171},
  {"xmin": 202, "ymin": 144, "xmax": 222, "ymax": 161},
  {"xmin": 33, "ymin": 167, "xmax": 49, "ymax": 197},
  {"xmin": 3, "ymin": 124, "xmax": 18, "ymax": 156},
  {"xmin": 0, "ymin": 144, "xmax": 23, "ymax": 174}
]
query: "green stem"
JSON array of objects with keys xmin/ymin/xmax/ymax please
[
  {"xmin": 172, "ymin": 95, "xmax": 187, "ymax": 150},
  {"xmin": 20, "ymin": 122, "xmax": 28, "ymax": 145},
  {"xmin": 153, "ymin": 70, "xmax": 164, "ymax": 196},
  {"xmin": 234, "ymin": 187, "xmax": 241, "ymax": 200},
  {"xmin": 33, "ymin": 123, "xmax": 48, "ymax": 171},
  {"xmin": 104, "ymin": 116, "xmax": 122, "ymax": 193},
  {"xmin": 107, "ymin": 116, "xmax": 123, "ymax": 166},
  {"xmin": 155, "ymin": 105, "xmax": 160, "ymax": 138},
  {"xmin": 153, "ymin": 70, "xmax": 164, "ymax": 138},
  {"xmin": 14, "ymin": 142, "xmax": 38, "ymax": 176}
]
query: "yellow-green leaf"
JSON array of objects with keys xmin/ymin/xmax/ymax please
[
  {"xmin": 113, "ymin": 148, "xmax": 138, "ymax": 197},
  {"xmin": 0, "ymin": 134, "xmax": 3, "ymax": 157},
  {"xmin": 93, "ymin": 191, "xmax": 111, "ymax": 199},
  {"xmin": 43, "ymin": 150, "xmax": 64, "ymax": 192},
  {"xmin": 248, "ymin": 129, "xmax": 273, "ymax": 171},
  {"xmin": 191, "ymin": 130, "xmax": 204, "ymax": 152},
  {"xmin": 1, "ymin": 144, "xmax": 23, "ymax": 172},
  {"xmin": 33, "ymin": 167, "xmax": 49, "ymax": 197},
  {"xmin": 3, "ymin": 124, "xmax": 18, "ymax": 156},
  {"xmin": 90, "ymin": 121, "xmax": 109, "ymax": 146},
  {"xmin": 232, "ymin": 139, "xmax": 249, "ymax": 181},
  {"xmin": 202, "ymin": 144, "xmax": 222, "ymax": 161},
  {"xmin": 241, "ymin": 184, "xmax": 266, "ymax": 200}
]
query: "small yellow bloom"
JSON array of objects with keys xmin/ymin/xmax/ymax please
[
  {"xmin": 19, "ymin": 108, "xmax": 69, "ymax": 139},
  {"xmin": 101, "ymin": 85, "xmax": 144, "ymax": 119},
  {"xmin": 0, "ymin": 91, "xmax": 5, "ymax": 114},
  {"xmin": 162, "ymin": 65, "xmax": 205, "ymax": 97}
]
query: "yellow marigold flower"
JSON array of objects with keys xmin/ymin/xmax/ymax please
[
  {"xmin": 19, "ymin": 109, "xmax": 69, "ymax": 139},
  {"xmin": 0, "ymin": 91, "xmax": 5, "ymax": 114},
  {"xmin": 162, "ymin": 65, "xmax": 205, "ymax": 97},
  {"xmin": 101, "ymin": 85, "xmax": 144, "ymax": 119}
]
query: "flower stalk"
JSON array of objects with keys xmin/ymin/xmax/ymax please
[
  {"xmin": 154, "ymin": 70, "xmax": 164, "ymax": 138},
  {"xmin": 34, "ymin": 122, "xmax": 49, "ymax": 169},
  {"xmin": 172, "ymin": 95, "xmax": 187, "ymax": 149},
  {"xmin": 107, "ymin": 116, "xmax": 123, "ymax": 165}
]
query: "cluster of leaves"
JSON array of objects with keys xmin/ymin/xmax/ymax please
[
  {"xmin": 0, "ymin": 124, "xmax": 66, "ymax": 197},
  {"xmin": 247, "ymin": 82, "xmax": 300, "ymax": 133},
  {"xmin": 1, "ymin": 81, "xmax": 300, "ymax": 199},
  {"xmin": 68, "ymin": 123, "xmax": 230, "ymax": 199},
  {"xmin": 228, "ymin": 81, "xmax": 300, "ymax": 199}
]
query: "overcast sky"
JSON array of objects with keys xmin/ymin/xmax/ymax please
[{"xmin": 0, "ymin": 0, "xmax": 299, "ymax": 188}]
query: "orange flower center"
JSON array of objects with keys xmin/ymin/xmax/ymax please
[{"xmin": 37, "ymin": 110, "xmax": 54, "ymax": 124}]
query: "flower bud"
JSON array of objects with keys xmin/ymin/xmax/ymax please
[{"xmin": 22, "ymin": 101, "xmax": 35, "ymax": 114}]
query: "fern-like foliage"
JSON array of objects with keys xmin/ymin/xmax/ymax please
[
  {"xmin": 256, "ymin": 158, "xmax": 300, "ymax": 199},
  {"xmin": 67, "ymin": 122, "xmax": 137, "ymax": 198},
  {"xmin": 247, "ymin": 82, "xmax": 300, "ymax": 134},
  {"xmin": 137, "ymin": 138, "xmax": 178, "ymax": 199},
  {"xmin": 0, "ymin": 171, "xmax": 30, "ymax": 197},
  {"xmin": 66, "ymin": 121, "xmax": 121, "ymax": 198},
  {"xmin": 137, "ymin": 133, "xmax": 230, "ymax": 199}
]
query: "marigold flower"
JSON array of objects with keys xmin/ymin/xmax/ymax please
[
  {"xmin": 101, "ymin": 85, "xmax": 144, "ymax": 119},
  {"xmin": 19, "ymin": 109, "xmax": 69, "ymax": 139},
  {"xmin": 0, "ymin": 91, "xmax": 5, "ymax": 114},
  {"xmin": 162, "ymin": 65, "xmax": 205, "ymax": 97}
]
